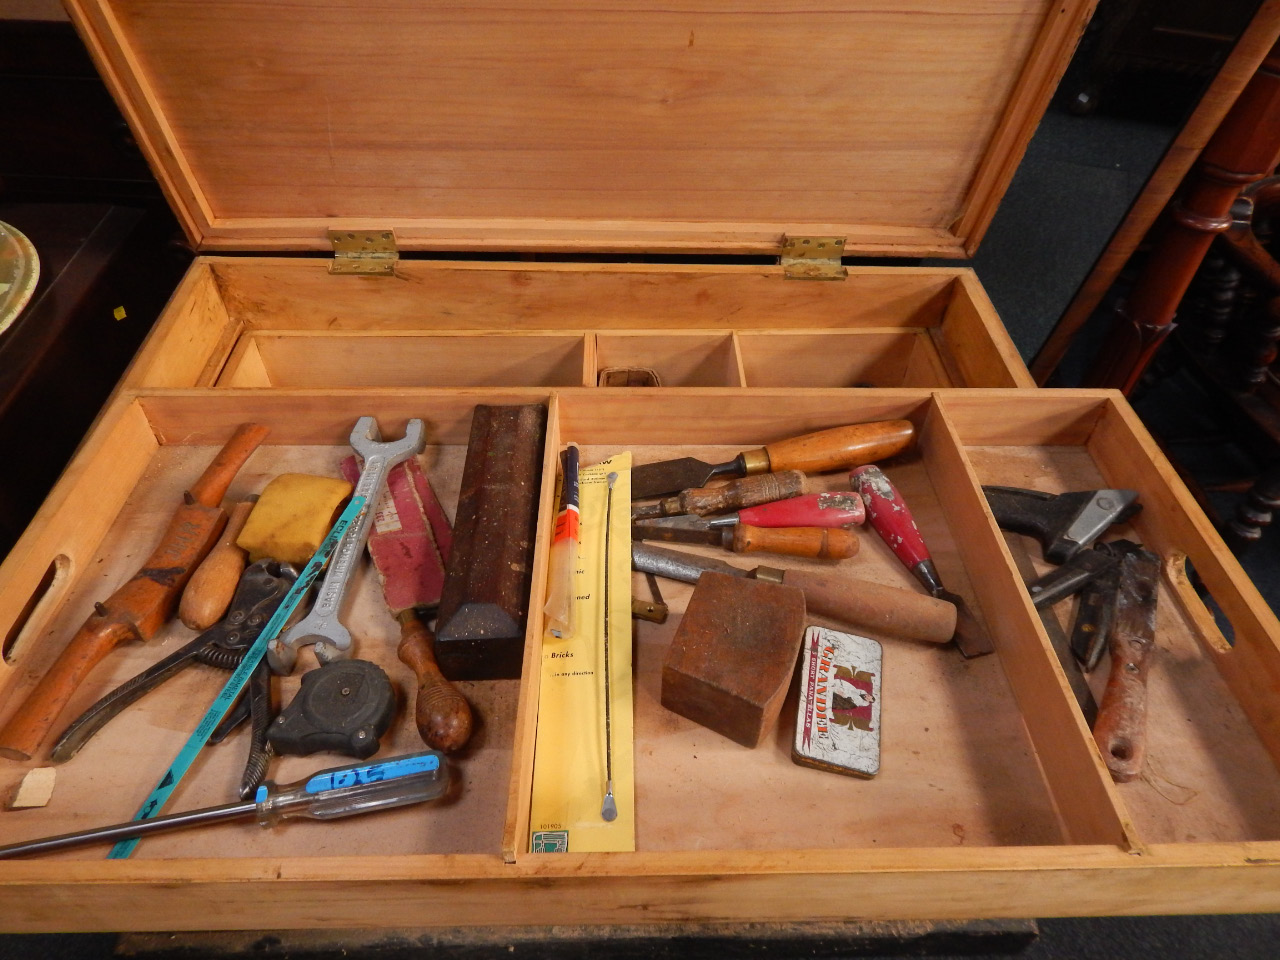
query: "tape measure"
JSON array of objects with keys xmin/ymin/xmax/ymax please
[{"xmin": 108, "ymin": 495, "xmax": 369, "ymax": 859}]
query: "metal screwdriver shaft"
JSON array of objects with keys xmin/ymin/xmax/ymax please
[{"xmin": 601, "ymin": 471, "xmax": 618, "ymax": 823}]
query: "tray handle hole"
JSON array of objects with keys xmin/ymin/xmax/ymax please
[
  {"xmin": 1164, "ymin": 552, "xmax": 1235, "ymax": 655},
  {"xmin": 3, "ymin": 555, "xmax": 73, "ymax": 664}
]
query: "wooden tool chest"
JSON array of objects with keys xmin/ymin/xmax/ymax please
[{"xmin": 2, "ymin": 0, "xmax": 1280, "ymax": 931}]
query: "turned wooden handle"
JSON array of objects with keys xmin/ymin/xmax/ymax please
[
  {"xmin": 188, "ymin": 423, "xmax": 270, "ymax": 508},
  {"xmin": 732, "ymin": 524, "xmax": 859, "ymax": 560},
  {"xmin": 397, "ymin": 610, "xmax": 473, "ymax": 752},
  {"xmin": 0, "ymin": 501, "xmax": 226, "ymax": 761},
  {"xmin": 676, "ymin": 470, "xmax": 806, "ymax": 517},
  {"xmin": 760, "ymin": 420, "xmax": 915, "ymax": 475},
  {"xmin": 1092, "ymin": 632, "xmax": 1153, "ymax": 783},
  {"xmin": 785, "ymin": 569, "xmax": 956, "ymax": 644},
  {"xmin": 179, "ymin": 497, "xmax": 257, "ymax": 630}
]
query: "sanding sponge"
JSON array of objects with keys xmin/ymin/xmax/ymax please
[{"xmin": 236, "ymin": 473, "xmax": 353, "ymax": 565}]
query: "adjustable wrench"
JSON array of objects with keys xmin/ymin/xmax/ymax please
[{"xmin": 268, "ymin": 418, "xmax": 425, "ymax": 673}]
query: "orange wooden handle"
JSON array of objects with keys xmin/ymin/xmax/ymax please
[
  {"xmin": 762, "ymin": 420, "xmax": 915, "ymax": 474},
  {"xmin": 786, "ymin": 570, "xmax": 956, "ymax": 643},
  {"xmin": 677, "ymin": 470, "xmax": 806, "ymax": 516},
  {"xmin": 179, "ymin": 498, "xmax": 256, "ymax": 630},
  {"xmin": 1092, "ymin": 634, "xmax": 1152, "ymax": 782},
  {"xmin": 0, "ymin": 500, "xmax": 226, "ymax": 761},
  {"xmin": 397, "ymin": 610, "xmax": 473, "ymax": 752},
  {"xmin": 732, "ymin": 524, "xmax": 859, "ymax": 560},
  {"xmin": 189, "ymin": 423, "xmax": 270, "ymax": 507}
]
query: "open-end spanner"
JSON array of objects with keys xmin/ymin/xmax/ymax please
[{"xmin": 268, "ymin": 417, "xmax": 425, "ymax": 673}]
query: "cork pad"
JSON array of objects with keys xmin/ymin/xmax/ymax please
[{"xmin": 661, "ymin": 572, "xmax": 806, "ymax": 748}]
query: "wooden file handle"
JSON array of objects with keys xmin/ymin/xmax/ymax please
[
  {"xmin": 179, "ymin": 497, "xmax": 257, "ymax": 631},
  {"xmin": 676, "ymin": 470, "xmax": 806, "ymax": 517},
  {"xmin": 1092, "ymin": 631, "xmax": 1153, "ymax": 783},
  {"xmin": 784, "ymin": 569, "xmax": 956, "ymax": 644},
  {"xmin": 759, "ymin": 420, "xmax": 915, "ymax": 475},
  {"xmin": 397, "ymin": 609, "xmax": 473, "ymax": 753},
  {"xmin": 732, "ymin": 525, "xmax": 859, "ymax": 560},
  {"xmin": 188, "ymin": 423, "xmax": 270, "ymax": 507},
  {"xmin": 0, "ymin": 501, "xmax": 226, "ymax": 761}
]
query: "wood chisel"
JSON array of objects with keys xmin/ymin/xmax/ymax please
[
  {"xmin": 0, "ymin": 422, "xmax": 270, "ymax": 762},
  {"xmin": 631, "ymin": 470, "xmax": 807, "ymax": 520},
  {"xmin": 851, "ymin": 465, "xmax": 992, "ymax": 658},
  {"xmin": 632, "ymin": 543, "xmax": 955, "ymax": 644},
  {"xmin": 340, "ymin": 455, "xmax": 472, "ymax": 753},
  {"xmin": 633, "ymin": 514, "xmax": 859, "ymax": 559},
  {"xmin": 630, "ymin": 420, "xmax": 915, "ymax": 500}
]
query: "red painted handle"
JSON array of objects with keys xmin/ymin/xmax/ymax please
[
  {"xmin": 851, "ymin": 465, "xmax": 931, "ymax": 568},
  {"xmin": 737, "ymin": 491, "xmax": 865, "ymax": 528}
]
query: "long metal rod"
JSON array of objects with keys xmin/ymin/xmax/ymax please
[
  {"xmin": 601, "ymin": 471, "xmax": 618, "ymax": 822},
  {"xmin": 0, "ymin": 800, "xmax": 255, "ymax": 859}
]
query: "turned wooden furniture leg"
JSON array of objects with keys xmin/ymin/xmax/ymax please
[
  {"xmin": 1227, "ymin": 460, "xmax": 1280, "ymax": 552},
  {"xmin": 1086, "ymin": 38, "xmax": 1280, "ymax": 394}
]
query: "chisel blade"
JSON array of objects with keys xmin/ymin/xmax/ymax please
[
  {"xmin": 632, "ymin": 515, "xmax": 724, "ymax": 546},
  {"xmin": 631, "ymin": 457, "xmax": 740, "ymax": 501}
]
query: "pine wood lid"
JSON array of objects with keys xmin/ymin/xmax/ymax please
[{"xmin": 69, "ymin": 0, "xmax": 1095, "ymax": 256}]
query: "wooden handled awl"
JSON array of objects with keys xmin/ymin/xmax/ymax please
[
  {"xmin": 0, "ymin": 423, "xmax": 269, "ymax": 761},
  {"xmin": 630, "ymin": 420, "xmax": 914, "ymax": 500},
  {"xmin": 631, "ymin": 471, "xmax": 806, "ymax": 520},
  {"xmin": 397, "ymin": 610, "xmax": 472, "ymax": 753},
  {"xmin": 179, "ymin": 496, "xmax": 257, "ymax": 630}
]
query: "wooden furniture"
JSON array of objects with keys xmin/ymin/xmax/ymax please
[
  {"xmin": 2, "ymin": 0, "xmax": 1280, "ymax": 932},
  {"xmin": 1031, "ymin": 0, "xmax": 1280, "ymax": 384}
]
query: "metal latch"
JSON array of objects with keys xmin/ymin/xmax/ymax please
[
  {"xmin": 328, "ymin": 229, "xmax": 398, "ymax": 276},
  {"xmin": 780, "ymin": 236, "xmax": 847, "ymax": 280}
]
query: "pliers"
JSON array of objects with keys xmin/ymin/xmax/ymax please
[{"xmin": 51, "ymin": 559, "xmax": 298, "ymax": 798}]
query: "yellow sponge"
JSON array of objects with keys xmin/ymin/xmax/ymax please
[{"xmin": 237, "ymin": 473, "xmax": 354, "ymax": 565}]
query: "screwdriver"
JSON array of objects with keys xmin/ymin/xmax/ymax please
[{"xmin": 0, "ymin": 751, "xmax": 449, "ymax": 859}]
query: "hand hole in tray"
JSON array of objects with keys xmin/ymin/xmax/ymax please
[
  {"xmin": 1165, "ymin": 552, "xmax": 1236, "ymax": 654},
  {"xmin": 4, "ymin": 555, "xmax": 73, "ymax": 664}
]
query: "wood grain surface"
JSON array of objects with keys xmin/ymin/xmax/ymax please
[{"xmin": 65, "ymin": 0, "xmax": 1094, "ymax": 254}]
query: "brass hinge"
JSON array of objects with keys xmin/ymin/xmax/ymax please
[
  {"xmin": 780, "ymin": 236, "xmax": 847, "ymax": 280},
  {"xmin": 328, "ymin": 229, "xmax": 398, "ymax": 276}
]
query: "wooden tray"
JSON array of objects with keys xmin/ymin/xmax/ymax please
[
  {"xmin": 0, "ymin": 388, "xmax": 1278, "ymax": 930},
  {"xmin": 122, "ymin": 258, "xmax": 1031, "ymax": 391}
]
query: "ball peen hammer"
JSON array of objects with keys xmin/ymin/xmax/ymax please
[{"xmin": 0, "ymin": 423, "xmax": 270, "ymax": 761}]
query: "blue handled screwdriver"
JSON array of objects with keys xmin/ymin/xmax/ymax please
[{"xmin": 0, "ymin": 751, "xmax": 449, "ymax": 859}]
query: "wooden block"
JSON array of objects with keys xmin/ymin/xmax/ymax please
[
  {"xmin": 435, "ymin": 403, "xmax": 547, "ymax": 681},
  {"xmin": 661, "ymin": 571, "xmax": 806, "ymax": 748}
]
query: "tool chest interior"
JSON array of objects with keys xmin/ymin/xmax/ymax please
[{"xmin": 1, "ymin": 0, "xmax": 1280, "ymax": 932}]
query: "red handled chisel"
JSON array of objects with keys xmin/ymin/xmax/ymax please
[{"xmin": 851, "ymin": 465, "xmax": 993, "ymax": 658}]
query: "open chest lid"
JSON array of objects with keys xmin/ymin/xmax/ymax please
[{"xmin": 67, "ymin": 0, "xmax": 1096, "ymax": 258}]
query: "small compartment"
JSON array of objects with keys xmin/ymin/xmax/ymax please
[
  {"xmin": 939, "ymin": 394, "xmax": 1280, "ymax": 846},
  {"xmin": 594, "ymin": 332, "xmax": 744, "ymax": 387},
  {"xmin": 737, "ymin": 330, "xmax": 952, "ymax": 387},
  {"xmin": 218, "ymin": 332, "xmax": 589, "ymax": 388},
  {"xmin": 124, "ymin": 260, "xmax": 1032, "ymax": 392}
]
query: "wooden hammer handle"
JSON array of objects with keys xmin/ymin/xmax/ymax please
[
  {"xmin": 188, "ymin": 423, "xmax": 270, "ymax": 508},
  {"xmin": 761, "ymin": 420, "xmax": 915, "ymax": 474},
  {"xmin": 785, "ymin": 569, "xmax": 956, "ymax": 644},
  {"xmin": 731, "ymin": 524, "xmax": 859, "ymax": 560},
  {"xmin": 0, "ymin": 501, "xmax": 225, "ymax": 761},
  {"xmin": 397, "ymin": 610, "xmax": 473, "ymax": 752}
]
